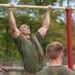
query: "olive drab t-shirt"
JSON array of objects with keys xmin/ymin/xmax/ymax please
[
  {"xmin": 13, "ymin": 32, "xmax": 44, "ymax": 73},
  {"xmin": 36, "ymin": 66, "xmax": 75, "ymax": 75}
]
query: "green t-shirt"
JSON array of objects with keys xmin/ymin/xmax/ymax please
[
  {"xmin": 13, "ymin": 32, "xmax": 44, "ymax": 73},
  {"xmin": 36, "ymin": 66, "xmax": 75, "ymax": 75}
]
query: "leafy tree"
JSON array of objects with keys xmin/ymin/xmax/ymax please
[{"xmin": 0, "ymin": 0, "xmax": 75, "ymax": 61}]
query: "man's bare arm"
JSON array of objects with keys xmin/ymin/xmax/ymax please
[
  {"xmin": 8, "ymin": 3, "xmax": 20, "ymax": 38},
  {"xmin": 38, "ymin": 5, "xmax": 52, "ymax": 38}
]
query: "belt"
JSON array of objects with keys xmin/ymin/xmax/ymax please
[{"xmin": 24, "ymin": 72, "xmax": 35, "ymax": 75}]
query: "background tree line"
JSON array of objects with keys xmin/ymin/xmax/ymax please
[{"xmin": 0, "ymin": 0, "xmax": 75, "ymax": 63}]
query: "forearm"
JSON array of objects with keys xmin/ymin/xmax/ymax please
[
  {"xmin": 38, "ymin": 5, "xmax": 52, "ymax": 38},
  {"xmin": 42, "ymin": 10, "xmax": 50, "ymax": 29},
  {"xmin": 8, "ymin": 10, "xmax": 17, "ymax": 30}
]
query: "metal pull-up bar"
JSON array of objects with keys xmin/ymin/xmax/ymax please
[
  {"xmin": 0, "ymin": 4, "xmax": 75, "ymax": 10},
  {"xmin": 1, "ymin": 66, "xmax": 24, "ymax": 71},
  {"xmin": 0, "ymin": 4, "xmax": 66, "ymax": 9}
]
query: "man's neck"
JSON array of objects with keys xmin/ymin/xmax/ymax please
[
  {"xmin": 49, "ymin": 59, "xmax": 62, "ymax": 66},
  {"xmin": 22, "ymin": 34, "xmax": 30, "ymax": 38}
]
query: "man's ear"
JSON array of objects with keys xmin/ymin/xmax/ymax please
[
  {"xmin": 46, "ymin": 53, "xmax": 49, "ymax": 59},
  {"xmin": 61, "ymin": 52, "xmax": 64, "ymax": 59}
]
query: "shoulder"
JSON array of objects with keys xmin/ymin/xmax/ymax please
[
  {"xmin": 13, "ymin": 35, "xmax": 23, "ymax": 40},
  {"xmin": 34, "ymin": 32, "xmax": 42, "ymax": 37},
  {"xmin": 35, "ymin": 67, "xmax": 50, "ymax": 75},
  {"xmin": 61, "ymin": 66, "xmax": 75, "ymax": 74},
  {"xmin": 13, "ymin": 35, "xmax": 27, "ymax": 43},
  {"xmin": 31, "ymin": 32, "xmax": 42, "ymax": 40}
]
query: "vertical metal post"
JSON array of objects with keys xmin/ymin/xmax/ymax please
[{"xmin": 66, "ymin": 8, "xmax": 73, "ymax": 70}]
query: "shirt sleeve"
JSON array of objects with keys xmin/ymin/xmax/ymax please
[
  {"xmin": 35, "ymin": 32, "xmax": 42, "ymax": 41},
  {"xmin": 13, "ymin": 35, "xmax": 23, "ymax": 56}
]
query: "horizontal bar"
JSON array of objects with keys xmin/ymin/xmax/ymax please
[
  {"xmin": 0, "ymin": 4, "xmax": 65, "ymax": 10},
  {"xmin": 1, "ymin": 66, "xmax": 24, "ymax": 71},
  {"xmin": 72, "ymin": 7, "xmax": 75, "ymax": 10},
  {"xmin": 1, "ymin": 65, "xmax": 75, "ymax": 71}
]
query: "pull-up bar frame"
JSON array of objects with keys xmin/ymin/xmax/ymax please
[
  {"xmin": 66, "ymin": 8, "xmax": 73, "ymax": 70},
  {"xmin": 0, "ymin": 4, "xmax": 74, "ymax": 70}
]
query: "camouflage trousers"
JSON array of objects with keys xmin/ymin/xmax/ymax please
[{"xmin": 24, "ymin": 72, "xmax": 35, "ymax": 75}]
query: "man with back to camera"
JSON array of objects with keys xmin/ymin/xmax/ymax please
[
  {"xmin": 36, "ymin": 42, "xmax": 75, "ymax": 75},
  {"xmin": 8, "ymin": 3, "xmax": 52, "ymax": 75}
]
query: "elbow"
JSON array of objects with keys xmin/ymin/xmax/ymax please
[{"xmin": 10, "ymin": 26, "xmax": 16, "ymax": 31}]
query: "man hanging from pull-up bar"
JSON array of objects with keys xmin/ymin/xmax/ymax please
[{"xmin": 8, "ymin": 3, "xmax": 52, "ymax": 75}]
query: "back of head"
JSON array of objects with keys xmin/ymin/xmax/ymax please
[{"xmin": 46, "ymin": 42, "xmax": 64, "ymax": 59}]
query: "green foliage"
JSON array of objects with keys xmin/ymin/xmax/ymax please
[
  {"xmin": 0, "ymin": 0, "xmax": 9, "ymax": 3},
  {"xmin": 0, "ymin": 0, "xmax": 75, "ymax": 61}
]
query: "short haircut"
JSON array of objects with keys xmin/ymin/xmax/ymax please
[
  {"xmin": 46, "ymin": 42, "xmax": 64, "ymax": 59},
  {"xmin": 17, "ymin": 25, "xmax": 21, "ymax": 30}
]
